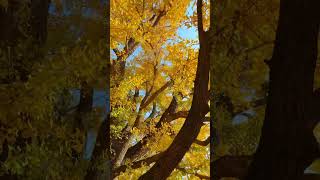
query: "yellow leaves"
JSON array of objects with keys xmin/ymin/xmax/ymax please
[
  {"xmin": 111, "ymin": 74, "xmax": 145, "ymax": 106},
  {"xmin": 117, "ymin": 165, "xmax": 150, "ymax": 180},
  {"xmin": 144, "ymin": 122, "xmax": 174, "ymax": 152},
  {"xmin": 164, "ymin": 41, "xmax": 198, "ymax": 94},
  {"xmin": 153, "ymin": 133, "xmax": 173, "ymax": 151},
  {"xmin": 111, "ymin": 0, "xmax": 190, "ymax": 50},
  {"xmin": 111, "ymin": 0, "xmax": 211, "ymax": 178},
  {"xmin": 131, "ymin": 127, "xmax": 141, "ymax": 136},
  {"xmin": 184, "ymin": 151, "xmax": 208, "ymax": 168},
  {"xmin": 196, "ymin": 123, "xmax": 210, "ymax": 142}
]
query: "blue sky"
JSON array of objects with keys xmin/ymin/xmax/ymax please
[
  {"xmin": 177, "ymin": 26, "xmax": 198, "ymax": 40},
  {"xmin": 177, "ymin": 0, "xmax": 198, "ymax": 41}
]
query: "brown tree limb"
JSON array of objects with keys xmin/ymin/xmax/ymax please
[
  {"xmin": 194, "ymin": 137, "xmax": 210, "ymax": 146},
  {"xmin": 140, "ymin": 81, "xmax": 172, "ymax": 110},
  {"xmin": 113, "ymin": 153, "xmax": 163, "ymax": 177},
  {"xmin": 155, "ymin": 96, "xmax": 178, "ymax": 128},
  {"xmin": 166, "ymin": 111, "xmax": 189, "ymax": 123}
]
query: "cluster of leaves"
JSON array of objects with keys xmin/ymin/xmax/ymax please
[{"xmin": 0, "ymin": 1, "xmax": 107, "ymax": 179}]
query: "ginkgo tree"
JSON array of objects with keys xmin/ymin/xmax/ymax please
[
  {"xmin": 110, "ymin": 0, "xmax": 210, "ymax": 179},
  {"xmin": 0, "ymin": 1, "xmax": 109, "ymax": 179}
]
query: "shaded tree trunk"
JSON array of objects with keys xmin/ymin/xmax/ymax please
[
  {"xmin": 30, "ymin": 0, "xmax": 50, "ymax": 45},
  {"xmin": 245, "ymin": 0, "xmax": 320, "ymax": 179}
]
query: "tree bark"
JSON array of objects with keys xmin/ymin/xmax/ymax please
[{"xmin": 245, "ymin": 0, "xmax": 320, "ymax": 179}]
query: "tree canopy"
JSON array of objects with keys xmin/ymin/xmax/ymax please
[{"xmin": 110, "ymin": 0, "xmax": 210, "ymax": 179}]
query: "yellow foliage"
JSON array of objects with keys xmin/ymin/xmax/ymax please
[{"xmin": 111, "ymin": 0, "xmax": 210, "ymax": 178}]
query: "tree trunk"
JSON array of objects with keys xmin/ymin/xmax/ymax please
[
  {"xmin": 245, "ymin": 0, "xmax": 320, "ymax": 179},
  {"xmin": 30, "ymin": 0, "xmax": 50, "ymax": 45}
]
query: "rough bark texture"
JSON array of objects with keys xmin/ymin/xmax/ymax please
[
  {"xmin": 245, "ymin": 0, "xmax": 320, "ymax": 179},
  {"xmin": 138, "ymin": 1, "xmax": 211, "ymax": 179}
]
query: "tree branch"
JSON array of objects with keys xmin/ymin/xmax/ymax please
[
  {"xmin": 152, "ymin": 10, "xmax": 166, "ymax": 27},
  {"xmin": 197, "ymin": 0, "xmax": 204, "ymax": 41},
  {"xmin": 166, "ymin": 111, "xmax": 189, "ymax": 123},
  {"xmin": 140, "ymin": 81, "xmax": 172, "ymax": 110},
  {"xmin": 113, "ymin": 153, "xmax": 163, "ymax": 177},
  {"xmin": 194, "ymin": 136, "xmax": 210, "ymax": 146}
]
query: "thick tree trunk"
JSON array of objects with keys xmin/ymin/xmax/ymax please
[{"xmin": 245, "ymin": 0, "xmax": 320, "ymax": 179}]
